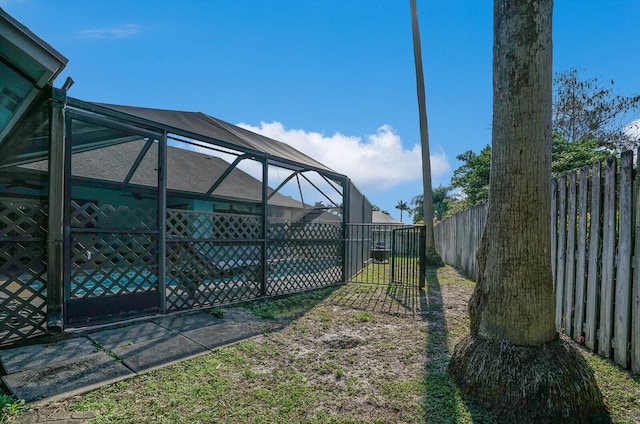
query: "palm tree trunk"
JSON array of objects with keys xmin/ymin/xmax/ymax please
[
  {"xmin": 410, "ymin": 0, "xmax": 442, "ymax": 266},
  {"xmin": 448, "ymin": 1, "xmax": 607, "ymax": 421}
]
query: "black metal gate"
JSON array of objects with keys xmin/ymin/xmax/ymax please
[
  {"xmin": 67, "ymin": 199, "xmax": 160, "ymax": 324},
  {"xmin": 346, "ymin": 224, "xmax": 425, "ymax": 287}
]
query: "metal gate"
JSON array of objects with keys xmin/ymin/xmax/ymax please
[{"xmin": 346, "ymin": 224, "xmax": 425, "ymax": 287}]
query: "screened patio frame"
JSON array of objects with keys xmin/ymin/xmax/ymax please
[
  {"xmin": 0, "ymin": 7, "xmax": 376, "ymax": 347},
  {"xmin": 41, "ymin": 94, "xmax": 353, "ymax": 331}
]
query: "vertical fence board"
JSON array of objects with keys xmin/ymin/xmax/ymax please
[
  {"xmin": 599, "ymin": 156, "xmax": 617, "ymax": 359},
  {"xmin": 614, "ymin": 151, "xmax": 633, "ymax": 367},
  {"xmin": 574, "ymin": 166, "xmax": 589, "ymax": 339},
  {"xmin": 633, "ymin": 148, "xmax": 640, "ymax": 373},
  {"xmin": 464, "ymin": 209, "xmax": 475, "ymax": 275},
  {"xmin": 556, "ymin": 176, "xmax": 567, "ymax": 331},
  {"xmin": 564, "ymin": 172, "xmax": 577, "ymax": 336},
  {"xmin": 586, "ymin": 161, "xmax": 602, "ymax": 351},
  {"xmin": 551, "ymin": 179, "xmax": 558, "ymax": 288},
  {"xmin": 434, "ymin": 150, "xmax": 640, "ymax": 372}
]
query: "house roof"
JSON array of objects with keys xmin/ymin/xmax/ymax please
[
  {"xmin": 24, "ymin": 138, "xmax": 305, "ymax": 208},
  {"xmin": 72, "ymin": 101, "xmax": 338, "ymax": 177},
  {"xmin": 372, "ymin": 211, "xmax": 404, "ymax": 224}
]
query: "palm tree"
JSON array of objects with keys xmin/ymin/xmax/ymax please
[
  {"xmin": 448, "ymin": 1, "xmax": 606, "ymax": 421},
  {"xmin": 395, "ymin": 200, "xmax": 410, "ymax": 223},
  {"xmin": 410, "ymin": 0, "xmax": 442, "ymax": 266},
  {"xmin": 412, "ymin": 186, "xmax": 450, "ymax": 223}
]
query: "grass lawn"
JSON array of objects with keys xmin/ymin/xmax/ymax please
[{"xmin": 4, "ymin": 266, "xmax": 640, "ymax": 423}]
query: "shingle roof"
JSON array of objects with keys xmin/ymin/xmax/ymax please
[
  {"xmin": 85, "ymin": 102, "xmax": 337, "ymax": 176},
  {"xmin": 27, "ymin": 139, "xmax": 305, "ymax": 208},
  {"xmin": 372, "ymin": 211, "xmax": 404, "ymax": 224}
]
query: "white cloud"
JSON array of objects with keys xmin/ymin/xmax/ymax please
[
  {"xmin": 625, "ymin": 119, "xmax": 640, "ymax": 141},
  {"xmin": 236, "ymin": 121, "xmax": 450, "ymax": 192},
  {"xmin": 77, "ymin": 24, "xmax": 141, "ymax": 39}
]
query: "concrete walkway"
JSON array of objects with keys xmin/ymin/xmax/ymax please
[{"xmin": 0, "ymin": 308, "xmax": 279, "ymax": 421}]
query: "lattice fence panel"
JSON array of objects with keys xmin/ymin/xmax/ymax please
[
  {"xmin": 71, "ymin": 200, "xmax": 157, "ymax": 230},
  {"xmin": 166, "ymin": 241, "xmax": 261, "ymax": 311},
  {"xmin": 0, "ymin": 198, "xmax": 48, "ymax": 346},
  {"xmin": 167, "ymin": 210, "xmax": 261, "ymax": 240},
  {"xmin": 267, "ymin": 240, "xmax": 342, "ymax": 295},
  {"xmin": 268, "ymin": 222, "xmax": 342, "ymax": 241},
  {"xmin": 70, "ymin": 233, "xmax": 158, "ymax": 298},
  {"xmin": 0, "ymin": 199, "xmax": 47, "ymax": 238}
]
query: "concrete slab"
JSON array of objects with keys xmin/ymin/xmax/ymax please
[
  {"xmin": 0, "ymin": 337, "xmax": 97, "ymax": 374},
  {"xmin": 152, "ymin": 311, "xmax": 224, "ymax": 333},
  {"xmin": 2, "ymin": 351, "xmax": 133, "ymax": 403},
  {"xmin": 182, "ymin": 320, "xmax": 278, "ymax": 350},
  {"xmin": 87, "ymin": 321, "xmax": 171, "ymax": 351},
  {"xmin": 112, "ymin": 333, "xmax": 207, "ymax": 373}
]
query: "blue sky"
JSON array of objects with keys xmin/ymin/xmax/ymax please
[{"xmin": 2, "ymin": 1, "xmax": 639, "ymax": 221}]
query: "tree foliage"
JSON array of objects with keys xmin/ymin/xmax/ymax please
[
  {"xmin": 411, "ymin": 186, "xmax": 454, "ymax": 223},
  {"xmin": 553, "ymin": 68, "xmax": 640, "ymax": 151},
  {"xmin": 395, "ymin": 200, "xmax": 411, "ymax": 223},
  {"xmin": 449, "ymin": 144, "xmax": 491, "ymax": 208},
  {"xmin": 447, "ymin": 69, "xmax": 640, "ymax": 209},
  {"xmin": 551, "ymin": 133, "xmax": 610, "ymax": 177},
  {"xmin": 410, "ymin": 195, "xmax": 423, "ymax": 223}
]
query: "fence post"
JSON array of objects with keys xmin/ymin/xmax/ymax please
[
  {"xmin": 46, "ymin": 88, "xmax": 66, "ymax": 332},
  {"xmin": 614, "ymin": 151, "xmax": 633, "ymax": 367},
  {"xmin": 564, "ymin": 171, "xmax": 577, "ymax": 337},
  {"xmin": 157, "ymin": 131, "xmax": 167, "ymax": 314},
  {"xmin": 599, "ymin": 156, "xmax": 617, "ymax": 359},
  {"xmin": 632, "ymin": 148, "xmax": 640, "ymax": 373},
  {"xmin": 574, "ymin": 166, "xmax": 589, "ymax": 339},
  {"xmin": 585, "ymin": 160, "xmax": 602, "ymax": 351},
  {"xmin": 551, "ymin": 179, "xmax": 557, "ymax": 288},
  {"xmin": 420, "ymin": 225, "xmax": 426, "ymax": 289},
  {"xmin": 555, "ymin": 175, "xmax": 567, "ymax": 331}
]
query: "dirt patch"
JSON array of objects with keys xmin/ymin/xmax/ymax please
[
  {"xmin": 13, "ymin": 266, "xmax": 640, "ymax": 423},
  {"xmin": 20, "ymin": 268, "xmax": 477, "ymax": 423}
]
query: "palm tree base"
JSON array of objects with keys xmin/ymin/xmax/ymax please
[
  {"xmin": 425, "ymin": 247, "xmax": 444, "ymax": 267},
  {"xmin": 448, "ymin": 333, "xmax": 609, "ymax": 423}
]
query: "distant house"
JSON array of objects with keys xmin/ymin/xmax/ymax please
[
  {"xmin": 372, "ymin": 211, "xmax": 404, "ymax": 225},
  {"xmin": 21, "ymin": 137, "xmax": 325, "ymax": 221},
  {"xmin": 369, "ymin": 211, "xmax": 410, "ymax": 258}
]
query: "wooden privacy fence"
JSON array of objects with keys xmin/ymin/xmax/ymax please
[{"xmin": 434, "ymin": 149, "xmax": 640, "ymax": 374}]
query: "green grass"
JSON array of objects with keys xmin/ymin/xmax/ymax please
[
  {"xmin": 63, "ymin": 340, "xmax": 386, "ymax": 423},
  {"xmin": 351, "ymin": 311, "xmax": 375, "ymax": 323},
  {"xmin": 350, "ymin": 257, "xmax": 422, "ymax": 284},
  {"xmin": 585, "ymin": 351, "xmax": 640, "ymax": 423},
  {"xmin": 0, "ymin": 394, "xmax": 24, "ymax": 423},
  {"xmin": 9, "ymin": 265, "xmax": 640, "ymax": 423},
  {"xmin": 246, "ymin": 286, "xmax": 338, "ymax": 321}
]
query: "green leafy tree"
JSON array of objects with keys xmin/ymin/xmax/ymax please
[
  {"xmin": 412, "ymin": 186, "xmax": 454, "ymax": 223},
  {"xmin": 451, "ymin": 70, "xmax": 639, "ymax": 207},
  {"xmin": 452, "ymin": 133, "xmax": 615, "ymax": 206},
  {"xmin": 432, "ymin": 186, "xmax": 451, "ymax": 221},
  {"xmin": 553, "ymin": 68, "xmax": 640, "ymax": 151},
  {"xmin": 450, "ymin": 144, "xmax": 491, "ymax": 208},
  {"xmin": 551, "ymin": 132, "xmax": 610, "ymax": 177},
  {"xmin": 411, "ymin": 195, "xmax": 423, "ymax": 223}
]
